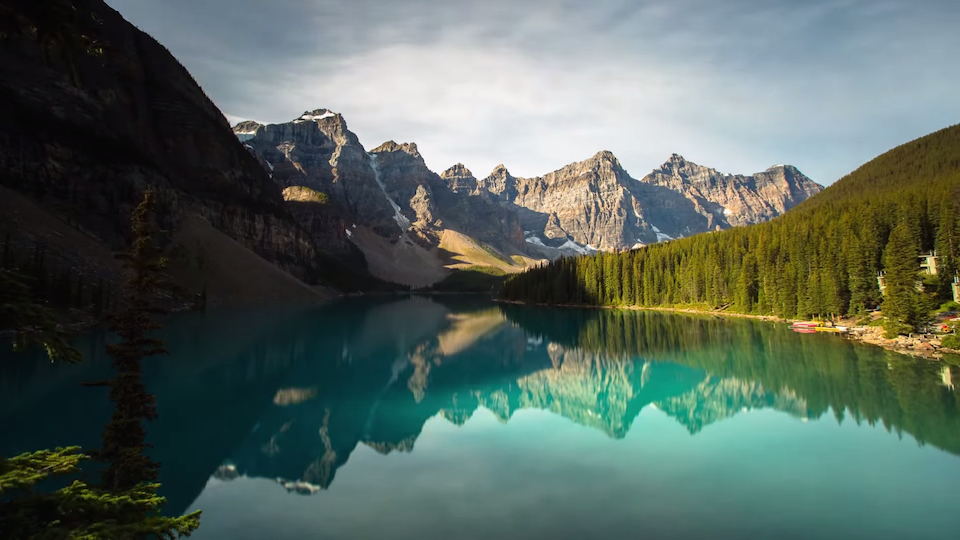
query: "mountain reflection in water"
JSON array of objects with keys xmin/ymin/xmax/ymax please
[{"xmin": 2, "ymin": 296, "xmax": 959, "ymax": 524}]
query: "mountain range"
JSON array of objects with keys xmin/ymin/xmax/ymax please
[
  {"xmin": 0, "ymin": 0, "xmax": 821, "ymax": 300},
  {"xmin": 233, "ymin": 110, "xmax": 821, "ymax": 286}
]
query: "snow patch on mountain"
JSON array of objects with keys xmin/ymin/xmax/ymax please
[
  {"xmin": 368, "ymin": 153, "xmax": 411, "ymax": 230},
  {"xmin": 559, "ymin": 239, "xmax": 593, "ymax": 255},
  {"xmin": 298, "ymin": 111, "xmax": 337, "ymax": 122},
  {"xmin": 525, "ymin": 235, "xmax": 547, "ymax": 248}
]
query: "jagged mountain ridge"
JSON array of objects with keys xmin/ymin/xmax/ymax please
[
  {"xmin": 236, "ymin": 113, "xmax": 534, "ymax": 286},
  {"xmin": 478, "ymin": 151, "xmax": 651, "ymax": 252},
  {"xmin": 233, "ymin": 110, "xmax": 402, "ymax": 239},
  {"xmin": 478, "ymin": 151, "xmax": 823, "ymax": 251},
  {"xmin": 639, "ymin": 154, "xmax": 823, "ymax": 233},
  {"xmin": 235, "ymin": 111, "xmax": 822, "ymax": 266}
]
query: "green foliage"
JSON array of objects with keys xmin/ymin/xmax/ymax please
[
  {"xmin": 937, "ymin": 301, "xmax": 960, "ymax": 313},
  {"xmin": 942, "ymin": 334, "xmax": 960, "ymax": 350},
  {"xmin": 0, "ymin": 447, "xmax": 200, "ymax": 539},
  {"xmin": 1, "ymin": 269, "xmax": 81, "ymax": 362},
  {"xmin": 501, "ymin": 124, "xmax": 960, "ymax": 331},
  {"xmin": 934, "ymin": 199, "xmax": 960, "ymax": 301},
  {"xmin": 882, "ymin": 221, "xmax": 922, "ymax": 337}
]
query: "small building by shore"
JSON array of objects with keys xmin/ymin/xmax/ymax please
[{"xmin": 920, "ymin": 251, "xmax": 938, "ymax": 276}]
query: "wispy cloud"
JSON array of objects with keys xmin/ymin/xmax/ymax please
[{"xmin": 108, "ymin": 0, "xmax": 960, "ymax": 183}]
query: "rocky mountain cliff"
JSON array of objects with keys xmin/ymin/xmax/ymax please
[
  {"xmin": 236, "ymin": 117, "xmax": 531, "ymax": 286},
  {"xmin": 369, "ymin": 142, "xmax": 525, "ymax": 251},
  {"xmin": 478, "ymin": 152, "xmax": 822, "ymax": 252},
  {"xmin": 639, "ymin": 154, "xmax": 823, "ymax": 232},
  {"xmin": 0, "ymin": 0, "xmax": 339, "ymax": 302},
  {"xmin": 237, "ymin": 110, "xmax": 401, "ymax": 240},
  {"xmin": 235, "ymin": 109, "xmax": 820, "ymax": 281},
  {"xmin": 478, "ymin": 151, "xmax": 651, "ymax": 252}
]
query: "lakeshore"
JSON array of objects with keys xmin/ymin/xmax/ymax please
[{"xmin": 495, "ymin": 299, "xmax": 960, "ymax": 360}]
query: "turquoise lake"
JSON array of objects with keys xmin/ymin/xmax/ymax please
[{"xmin": 2, "ymin": 296, "xmax": 959, "ymax": 539}]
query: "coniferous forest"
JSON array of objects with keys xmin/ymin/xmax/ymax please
[{"xmin": 501, "ymin": 124, "xmax": 960, "ymax": 333}]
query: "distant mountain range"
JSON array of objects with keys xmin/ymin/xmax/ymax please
[
  {"xmin": 0, "ymin": 0, "xmax": 821, "ymax": 299},
  {"xmin": 234, "ymin": 110, "xmax": 821, "ymax": 286}
]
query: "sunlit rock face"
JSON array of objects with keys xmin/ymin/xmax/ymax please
[
  {"xmin": 436, "ymin": 163, "xmax": 526, "ymax": 251},
  {"xmin": 479, "ymin": 152, "xmax": 822, "ymax": 252},
  {"xmin": 235, "ymin": 116, "xmax": 528, "ymax": 253},
  {"xmin": 366, "ymin": 143, "xmax": 526, "ymax": 252},
  {"xmin": 638, "ymin": 154, "xmax": 822, "ymax": 233},
  {"xmin": 477, "ymin": 151, "xmax": 651, "ymax": 251},
  {"xmin": 235, "ymin": 111, "xmax": 401, "ymax": 239},
  {"xmin": 236, "ymin": 109, "xmax": 819, "ymax": 269},
  {"xmin": 235, "ymin": 117, "xmax": 528, "ymax": 279}
]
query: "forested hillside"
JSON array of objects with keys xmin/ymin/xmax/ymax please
[{"xmin": 501, "ymin": 124, "xmax": 960, "ymax": 333}]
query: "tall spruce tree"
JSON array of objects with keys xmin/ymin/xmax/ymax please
[
  {"xmin": 935, "ymin": 200, "xmax": 958, "ymax": 300},
  {"xmin": 96, "ymin": 191, "xmax": 168, "ymax": 491},
  {"xmin": 881, "ymin": 221, "xmax": 920, "ymax": 337}
]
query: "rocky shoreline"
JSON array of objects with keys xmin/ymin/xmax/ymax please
[{"xmin": 845, "ymin": 325, "xmax": 958, "ymax": 359}]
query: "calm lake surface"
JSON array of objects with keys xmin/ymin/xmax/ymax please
[{"xmin": 3, "ymin": 296, "xmax": 959, "ymax": 539}]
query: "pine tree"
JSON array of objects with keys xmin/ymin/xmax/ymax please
[
  {"xmin": 736, "ymin": 253, "xmax": 757, "ymax": 312},
  {"xmin": 882, "ymin": 221, "xmax": 920, "ymax": 337},
  {"xmin": 621, "ymin": 253, "xmax": 634, "ymax": 306},
  {"xmin": 0, "ymin": 447, "xmax": 200, "ymax": 539},
  {"xmin": 935, "ymin": 200, "xmax": 958, "ymax": 300},
  {"xmin": 96, "ymin": 191, "xmax": 170, "ymax": 491},
  {"xmin": 847, "ymin": 233, "xmax": 877, "ymax": 315}
]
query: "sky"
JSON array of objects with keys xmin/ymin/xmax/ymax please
[{"xmin": 105, "ymin": 0, "xmax": 960, "ymax": 185}]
